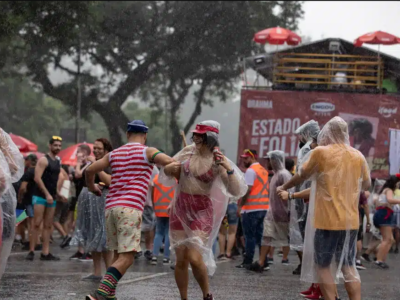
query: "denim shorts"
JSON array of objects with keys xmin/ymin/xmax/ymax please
[
  {"xmin": 32, "ymin": 195, "xmax": 57, "ymax": 208},
  {"xmin": 373, "ymin": 207, "xmax": 394, "ymax": 229},
  {"xmin": 227, "ymin": 203, "xmax": 239, "ymax": 225}
]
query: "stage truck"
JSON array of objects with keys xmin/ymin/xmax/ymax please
[{"xmin": 237, "ymin": 38, "xmax": 400, "ymax": 178}]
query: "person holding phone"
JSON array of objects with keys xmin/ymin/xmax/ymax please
[{"xmin": 160, "ymin": 120, "xmax": 247, "ymax": 300}]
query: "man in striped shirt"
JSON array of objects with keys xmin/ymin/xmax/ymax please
[{"xmin": 85, "ymin": 120, "xmax": 174, "ymax": 300}]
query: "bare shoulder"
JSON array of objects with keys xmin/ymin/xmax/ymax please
[{"xmin": 37, "ymin": 156, "xmax": 48, "ymax": 167}]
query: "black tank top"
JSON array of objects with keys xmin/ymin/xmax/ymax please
[{"xmin": 33, "ymin": 154, "xmax": 61, "ymax": 198}]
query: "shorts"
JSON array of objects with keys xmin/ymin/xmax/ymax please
[
  {"xmin": 263, "ymin": 218, "xmax": 289, "ymax": 246},
  {"xmin": 227, "ymin": 203, "xmax": 239, "ymax": 225},
  {"xmin": 373, "ymin": 207, "xmax": 394, "ymax": 229},
  {"xmin": 105, "ymin": 207, "xmax": 143, "ymax": 253},
  {"xmin": 32, "ymin": 196, "xmax": 57, "ymax": 208},
  {"xmin": 314, "ymin": 229, "xmax": 358, "ymax": 268},
  {"xmin": 54, "ymin": 201, "xmax": 69, "ymax": 224},
  {"xmin": 170, "ymin": 192, "xmax": 213, "ymax": 234},
  {"xmin": 69, "ymin": 197, "xmax": 78, "ymax": 212},
  {"xmin": 142, "ymin": 205, "xmax": 156, "ymax": 232},
  {"xmin": 357, "ymin": 208, "xmax": 365, "ymax": 241},
  {"xmin": 26, "ymin": 204, "xmax": 34, "ymax": 218}
]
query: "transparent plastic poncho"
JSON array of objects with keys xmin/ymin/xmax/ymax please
[
  {"xmin": 262, "ymin": 150, "xmax": 293, "ymax": 247},
  {"xmin": 298, "ymin": 117, "xmax": 371, "ymax": 284},
  {"xmin": 159, "ymin": 123, "xmax": 247, "ymax": 275},
  {"xmin": 290, "ymin": 120, "xmax": 320, "ymax": 251},
  {"xmin": 0, "ymin": 129, "xmax": 24, "ymax": 278}
]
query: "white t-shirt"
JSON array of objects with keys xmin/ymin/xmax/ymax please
[{"xmin": 145, "ymin": 166, "xmax": 159, "ymax": 207}]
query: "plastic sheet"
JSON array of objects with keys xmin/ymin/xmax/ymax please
[
  {"xmin": 262, "ymin": 150, "xmax": 293, "ymax": 247},
  {"xmin": 159, "ymin": 121, "xmax": 247, "ymax": 275},
  {"xmin": 0, "ymin": 129, "xmax": 24, "ymax": 279},
  {"xmin": 298, "ymin": 116, "xmax": 371, "ymax": 284},
  {"xmin": 71, "ymin": 187, "xmax": 109, "ymax": 252},
  {"xmin": 290, "ymin": 120, "xmax": 320, "ymax": 252}
]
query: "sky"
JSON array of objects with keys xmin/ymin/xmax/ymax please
[{"xmin": 299, "ymin": 1, "xmax": 400, "ymax": 58}]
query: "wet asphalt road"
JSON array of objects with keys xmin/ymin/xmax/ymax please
[{"xmin": 1, "ymin": 241, "xmax": 399, "ymax": 300}]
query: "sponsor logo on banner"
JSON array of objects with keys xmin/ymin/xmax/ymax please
[
  {"xmin": 247, "ymin": 99, "xmax": 273, "ymax": 109},
  {"xmin": 310, "ymin": 101, "xmax": 335, "ymax": 116},
  {"xmin": 378, "ymin": 106, "xmax": 398, "ymax": 118}
]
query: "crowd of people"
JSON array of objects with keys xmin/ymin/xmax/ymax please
[{"xmin": 0, "ymin": 115, "xmax": 399, "ymax": 300}]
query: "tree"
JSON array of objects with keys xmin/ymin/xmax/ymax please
[{"xmin": 1, "ymin": 1, "xmax": 304, "ymax": 150}]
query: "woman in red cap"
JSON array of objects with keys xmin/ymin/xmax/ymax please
[{"xmin": 161, "ymin": 120, "xmax": 247, "ymax": 300}]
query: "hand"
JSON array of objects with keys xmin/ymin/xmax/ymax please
[
  {"xmin": 76, "ymin": 152, "xmax": 83, "ymax": 163},
  {"xmin": 57, "ymin": 193, "xmax": 68, "ymax": 203},
  {"xmin": 277, "ymin": 185, "xmax": 285, "ymax": 193},
  {"xmin": 88, "ymin": 184, "xmax": 102, "ymax": 196},
  {"xmin": 278, "ymin": 190, "xmax": 289, "ymax": 201},
  {"xmin": 46, "ymin": 194, "xmax": 54, "ymax": 205},
  {"xmin": 366, "ymin": 223, "xmax": 371, "ymax": 233},
  {"xmin": 165, "ymin": 162, "xmax": 181, "ymax": 176},
  {"xmin": 237, "ymin": 205, "xmax": 242, "ymax": 217},
  {"xmin": 214, "ymin": 151, "xmax": 230, "ymax": 170}
]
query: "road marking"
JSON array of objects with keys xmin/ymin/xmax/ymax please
[
  {"xmin": 119, "ymin": 272, "xmax": 169, "ymax": 285},
  {"xmin": 5, "ymin": 271, "xmax": 87, "ymax": 276}
]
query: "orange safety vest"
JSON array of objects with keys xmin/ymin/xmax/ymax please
[
  {"xmin": 242, "ymin": 163, "xmax": 269, "ymax": 211},
  {"xmin": 152, "ymin": 174, "xmax": 174, "ymax": 217}
]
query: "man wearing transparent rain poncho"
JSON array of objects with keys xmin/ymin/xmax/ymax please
[
  {"xmin": 160, "ymin": 120, "xmax": 247, "ymax": 300},
  {"xmin": 279, "ymin": 117, "xmax": 371, "ymax": 300},
  {"xmin": 0, "ymin": 128, "xmax": 24, "ymax": 279}
]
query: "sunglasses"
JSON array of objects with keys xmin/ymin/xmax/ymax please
[
  {"xmin": 244, "ymin": 149, "xmax": 255, "ymax": 159},
  {"xmin": 52, "ymin": 136, "xmax": 63, "ymax": 141}
]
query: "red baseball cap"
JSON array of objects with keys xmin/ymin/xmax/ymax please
[
  {"xmin": 192, "ymin": 124, "xmax": 219, "ymax": 134},
  {"xmin": 240, "ymin": 149, "xmax": 258, "ymax": 158}
]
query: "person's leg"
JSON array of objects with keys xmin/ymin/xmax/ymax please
[
  {"xmin": 53, "ymin": 221, "xmax": 67, "ymax": 238},
  {"xmin": 153, "ymin": 217, "xmax": 165, "ymax": 257},
  {"xmin": 319, "ymin": 283, "xmax": 338, "ymax": 300},
  {"xmin": 102, "ymin": 251, "xmax": 113, "ymax": 269},
  {"xmin": 268, "ymin": 247, "xmax": 274, "ymax": 259},
  {"xmin": 394, "ymin": 228, "xmax": 400, "ymax": 251},
  {"xmin": 258, "ymin": 245, "xmax": 270, "ymax": 266},
  {"xmin": 376, "ymin": 226, "xmax": 394, "ymax": 262},
  {"xmin": 226, "ymin": 224, "xmax": 237, "ymax": 257},
  {"xmin": 296, "ymin": 251, "xmax": 303, "ymax": 263},
  {"xmin": 30, "ymin": 204, "xmax": 45, "ymax": 252},
  {"xmin": 241, "ymin": 212, "xmax": 256, "ymax": 265},
  {"xmin": 255, "ymin": 211, "xmax": 266, "ymax": 252},
  {"xmin": 164, "ymin": 218, "xmax": 171, "ymax": 259},
  {"xmin": 282, "ymin": 246, "xmax": 290, "ymax": 261},
  {"xmin": 218, "ymin": 225, "xmax": 227, "ymax": 256},
  {"xmin": 145, "ymin": 229, "xmax": 155, "ymax": 252},
  {"xmin": 92, "ymin": 252, "xmax": 102, "ymax": 277},
  {"xmin": 175, "ymin": 246, "xmax": 190, "ymax": 300},
  {"xmin": 42, "ymin": 205, "xmax": 56, "ymax": 255},
  {"xmin": 187, "ymin": 247, "xmax": 210, "ymax": 298}
]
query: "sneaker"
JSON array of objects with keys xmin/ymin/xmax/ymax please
[
  {"xmin": 26, "ymin": 251, "xmax": 34, "ymax": 261},
  {"xmin": 267, "ymin": 257, "xmax": 274, "ymax": 265},
  {"xmin": 81, "ymin": 274, "xmax": 103, "ymax": 282},
  {"xmin": 300, "ymin": 283, "xmax": 316, "ymax": 297},
  {"xmin": 235, "ymin": 262, "xmax": 251, "ymax": 269},
  {"xmin": 225, "ymin": 254, "xmax": 234, "ymax": 260},
  {"xmin": 34, "ymin": 244, "xmax": 43, "ymax": 251},
  {"xmin": 80, "ymin": 253, "xmax": 93, "ymax": 262},
  {"xmin": 135, "ymin": 251, "xmax": 142, "ymax": 259},
  {"xmin": 375, "ymin": 261, "xmax": 389, "ymax": 269},
  {"xmin": 170, "ymin": 264, "xmax": 175, "ymax": 271},
  {"xmin": 217, "ymin": 254, "xmax": 227, "ymax": 260},
  {"xmin": 70, "ymin": 251, "xmax": 84, "ymax": 260},
  {"xmin": 356, "ymin": 260, "xmax": 366, "ymax": 270},
  {"xmin": 204, "ymin": 294, "xmax": 214, "ymax": 300},
  {"xmin": 151, "ymin": 256, "xmax": 158, "ymax": 265},
  {"xmin": 163, "ymin": 258, "xmax": 171, "ymax": 265},
  {"xmin": 248, "ymin": 261, "xmax": 264, "ymax": 273},
  {"xmin": 278, "ymin": 251, "xmax": 283, "ymax": 257},
  {"xmin": 144, "ymin": 250, "xmax": 152, "ymax": 261},
  {"xmin": 86, "ymin": 291, "xmax": 111, "ymax": 300},
  {"xmin": 293, "ymin": 264, "xmax": 302, "ymax": 275},
  {"xmin": 281, "ymin": 259, "xmax": 289, "ymax": 266},
  {"xmin": 60, "ymin": 235, "xmax": 72, "ymax": 249},
  {"xmin": 305, "ymin": 284, "xmax": 323, "ymax": 299},
  {"xmin": 40, "ymin": 253, "xmax": 60, "ymax": 261},
  {"xmin": 361, "ymin": 253, "xmax": 371, "ymax": 262}
]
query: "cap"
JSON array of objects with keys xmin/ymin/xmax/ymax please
[
  {"xmin": 192, "ymin": 124, "xmax": 219, "ymax": 134},
  {"xmin": 240, "ymin": 149, "xmax": 257, "ymax": 158},
  {"xmin": 127, "ymin": 120, "xmax": 148, "ymax": 133},
  {"xmin": 25, "ymin": 153, "xmax": 38, "ymax": 162}
]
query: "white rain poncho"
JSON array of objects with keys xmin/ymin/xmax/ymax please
[
  {"xmin": 159, "ymin": 121, "xmax": 247, "ymax": 275},
  {"xmin": 0, "ymin": 129, "xmax": 24, "ymax": 278},
  {"xmin": 262, "ymin": 150, "xmax": 293, "ymax": 247},
  {"xmin": 290, "ymin": 120, "xmax": 320, "ymax": 252},
  {"xmin": 298, "ymin": 117, "xmax": 371, "ymax": 284}
]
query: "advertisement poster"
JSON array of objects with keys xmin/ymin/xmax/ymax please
[
  {"xmin": 389, "ymin": 128, "xmax": 400, "ymax": 175},
  {"xmin": 238, "ymin": 90, "xmax": 400, "ymax": 178}
]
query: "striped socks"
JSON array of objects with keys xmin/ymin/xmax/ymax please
[{"xmin": 97, "ymin": 267, "xmax": 123, "ymax": 299}]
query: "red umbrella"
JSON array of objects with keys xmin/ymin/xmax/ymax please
[
  {"xmin": 253, "ymin": 27, "xmax": 302, "ymax": 46},
  {"xmin": 58, "ymin": 143, "xmax": 94, "ymax": 166},
  {"xmin": 9, "ymin": 133, "xmax": 38, "ymax": 152},
  {"xmin": 354, "ymin": 30, "xmax": 400, "ymax": 47}
]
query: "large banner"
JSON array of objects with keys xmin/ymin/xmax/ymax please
[
  {"xmin": 389, "ymin": 128, "xmax": 400, "ymax": 175},
  {"xmin": 238, "ymin": 90, "xmax": 400, "ymax": 178}
]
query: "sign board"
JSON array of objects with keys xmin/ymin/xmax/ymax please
[
  {"xmin": 389, "ymin": 128, "xmax": 400, "ymax": 175},
  {"xmin": 238, "ymin": 90, "xmax": 400, "ymax": 178}
]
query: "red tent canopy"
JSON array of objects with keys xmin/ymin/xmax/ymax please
[
  {"xmin": 58, "ymin": 143, "xmax": 94, "ymax": 166},
  {"xmin": 9, "ymin": 133, "xmax": 38, "ymax": 152},
  {"xmin": 354, "ymin": 30, "xmax": 400, "ymax": 47},
  {"xmin": 253, "ymin": 27, "xmax": 302, "ymax": 46}
]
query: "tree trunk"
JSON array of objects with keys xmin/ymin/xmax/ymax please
[{"xmin": 169, "ymin": 108, "xmax": 182, "ymax": 155}]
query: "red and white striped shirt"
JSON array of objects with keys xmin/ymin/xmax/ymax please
[{"xmin": 106, "ymin": 143, "xmax": 154, "ymax": 211}]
